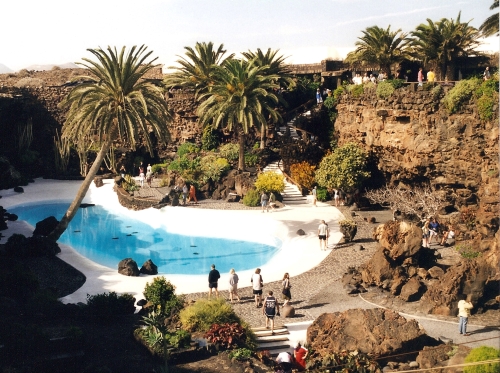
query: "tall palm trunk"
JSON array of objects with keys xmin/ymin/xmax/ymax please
[
  {"xmin": 260, "ymin": 123, "xmax": 266, "ymax": 149},
  {"xmin": 48, "ymin": 135, "xmax": 114, "ymax": 243},
  {"xmin": 238, "ymin": 129, "xmax": 245, "ymax": 171}
]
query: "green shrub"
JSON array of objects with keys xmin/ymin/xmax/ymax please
[
  {"xmin": 200, "ymin": 154, "xmax": 230, "ymax": 183},
  {"xmin": 143, "ymin": 277, "xmax": 183, "ymax": 315},
  {"xmin": 431, "ymin": 84, "xmax": 443, "ymax": 100},
  {"xmin": 290, "ymin": 161, "xmax": 316, "ymax": 190},
  {"xmin": 390, "ymin": 79, "xmax": 404, "ymax": 89},
  {"xmin": 323, "ymin": 96, "xmax": 336, "ymax": 110},
  {"xmin": 228, "ymin": 348, "xmax": 253, "ymax": 361},
  {"xmin": 477, "ymin": 93, "xmax": 497, "ymax": 120},
  {"xmin": 254, "ymin": 171, "xmax": 285, "ymax": 193},
  {"xmin": 201, "ymin": 125, "xmax": 219, "ymax": 151},
  {"xmin": 348, "ymin": 84, "xmax": 364, "ymax": 97},
  {"xmin": 179, "ymin": 298, "xmax": 239, "ymax": 332},
  {"xmin": 242, "ymin": 189, "xmax": 260, "ymax": 207},
  {"xmin": 464, "ymin": 346, "xmax": 500, "ymax": 373},
  {"xmin": 167, "ymin": 330, "xmax": 192, "ymax": 348},
  {"xmin": 315, "ymin": 142, "xmax": 370, "ymax": 192},
  {"xmin": 316, "ymin": 187, "xmax": 329, "ymax": 202},
  {"xmin": 333, "ymin": 86, "xmax": 345, "ymax": 103},
  {"xmin": 151, "ymin": 163, "xmax": 167, "ymax": 174},
  {"xmin": 455, "ymin": 243, "xmax": 481, "ymax": 260},
  {"xmin": 442, "ymin": 77, "xmax": 482, "ymax": 113},
  {"xmin": 177, "ymin": 142, "xmax": 200, "ymax": 157},
  {"xmin": 376, "ymin": 81, "xmax": 395, "ymax": 99},
  {"xmin": 244, "ymin": 152, "xmax": 259, "ymax": 167},
  {"xmin": 219, "ymin": 143, "xmax": 239, "ymax": 162},
  {"xmin": 363, "ymin": 81, "xmax": 376, "ymax": 90},
  {"xmin": 122, "ymin": 174, "xmax": 139, "ymax": 192},
  {"xmin": 86, "ymin": 292, "xmax": 135, "ymax": 320}
]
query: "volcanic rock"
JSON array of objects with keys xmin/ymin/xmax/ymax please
[{"xmin": 118, "ymin": 258, "xmax": 140, "ymax": 276}]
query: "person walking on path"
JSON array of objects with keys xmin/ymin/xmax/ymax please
[
  {"xmin": 428, "ymin": 217, "xmax": 440, "ymax": 245},
  {"xmin": 262, "ymin": 290, "xmax": 279, "ymax": 334},
  {"xmin": 458, "ymin": 296, "xmax": 473, "ymax": 336},
  {"xmin": 422, "ymin": 217, "xmax": 431, "ymax": 248},
  {"xmin": 269, "ymin": 192, "xmax": 277, "ymax": 211},
  {"xmin": 483, "ymin": 66, "xmax": 491, "ymax": 80},
  {"xmin": 427, "ymin": 68, "xmax": 435, "ymax": 83},
  {"xmin": 334, "ymin": 189, "xmax": 340, "ymax": 207},
  {"xmin": 119, "ymin": 165, "xmax": 126, "ymax": 178},
  {"xmin": 189, "ymin": 184, "xmax": 198, "ymax": 204},
  {"xmin": 316, "ymin": 88, "xmax": 323, "ymax": 104},
  {"xmin": 282, "ymin": 272, "xmax": 292, "ymax": 306},
  {"xmin": 260, "ymin": 191, "xmax": 269, "ymax": 212},
  {"xmin": 228, "ymin": 268, "xmax": 240, "ymax": 303},
  {"xmin": 418, "ymin": 67, "xmax": 424, "ymax": 87},
  {"xmin": 312, "ymin": 186, "xmax": 317, "ymax": 207},
  {"xmin": 182, "ymin": 183, "xmax": 188, "ymax": 205},
  {"xmin": 208, "ymin": 264, "xmax": 220, "ymax": 299},
  {"xmin": 251, "ymin": 268, "xmax": 264, "ymax": 307},
  {"xmin": 318, "ymin": 220, "xmax": 329, "ymax": 250}
]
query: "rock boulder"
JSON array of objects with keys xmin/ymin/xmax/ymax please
[
  {"xmin": 307, "ymin": 308, "xmax": 432, "ymax": 358},
  {"xmin": 118, "ymin": 258, "xmax": 140, "ymax": 276},
  {"xmin": 140, "ymin": 259, "xmax": 158, "ymax": 275}
]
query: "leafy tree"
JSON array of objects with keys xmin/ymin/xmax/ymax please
[
  {"xmin": 197, "ymin": 59, "xmax": 280, "ymax": 170},
  {"xmin": 345, "ymin": 25, "xmax": 412, "ymax": 77},
  {"xmin": 315, "ymin": 142, "xmax": 370, "ymax": 192},
  {"xmin": 410, "ymin": 13, "xmax": 482, "ymax": 80},
  {"xmin": 479, "ymin": 1, "xmax": 499, "ymax": 37},
  {"xmin": 164, "ymin": 41, "xmax": 234, "ymax": 97},
  {"xmin": 48, "ymin": 46, "xmax": 171, "ymax": 242},
  {"xmin": 242, "ymin": 48, "xmax": 291, "ymax": 148}
]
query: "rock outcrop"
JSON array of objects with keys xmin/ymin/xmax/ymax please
[{"xmin": 306, "ymin": 309, "xmax": 433, "ymax": 358}]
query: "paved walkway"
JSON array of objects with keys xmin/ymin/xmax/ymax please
[{"xmin": 2, "ymin": 179, "xmax": 498, "ymax": 350}]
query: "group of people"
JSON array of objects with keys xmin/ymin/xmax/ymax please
[
  {"xmin": 207, "ymin": 266, "xmax": 292, "ymax": 332},
  {"xmin": 136, "ymin": 162, "xmax": 153, "ymax": 188},
  {"xmin": 275, "ymin": 343, "xmax": 309, "ymax": 372},
  {"xmin": 180, "ymin": 183, "xmax": 198, "ymax": 204},
  {"xmin": 421, "ymin": 217, "xmax": 455, "ymax": 248},
  {"xmin": 260, "ymin": 191, "xmax": 277, "ymax": 212}
]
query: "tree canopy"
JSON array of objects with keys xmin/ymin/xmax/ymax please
[
  {"xmin": 49, "ymin": 45, "xmax": 171, "ymax": 242},
  {"xmin": 345, "ymin": 25, "xmax": 412, "ymax": 76},
  {"xmin": 196, "ymin": 59, "xmax": 281, "ymax": 170},
  {"xmin": 164, "ymin": 41, "xmax": 234, "ymax": 97},
  {"xmin": 479, "ymin": 1, "xmax": 499, "ymax": 37},
  {"xmin": 410, "ymin": 13, "xmax": 482, "ymax": 80}
]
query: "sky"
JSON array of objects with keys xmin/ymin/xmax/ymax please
[{"xmin": 1, "ymin": 0, "xmax": 498, "ymax": 72}]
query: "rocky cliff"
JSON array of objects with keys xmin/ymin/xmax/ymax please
[{"xmin": 335, "ymin": 86, "xmax": 499, "ymax": 244}]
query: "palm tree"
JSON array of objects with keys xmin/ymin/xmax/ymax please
[
  {"xmin": 242, "ymin": 48, "xmax": 292, "ymax": 148},
  {"xmin": 411, "ymin": 13, "xmax": 482, "ymax": 80},
  {"xmin": 197, "ymin": 59, "xmax": 280, "ymax": 170},
  {"xmin": 479, "ymin": 0, "xmax": 499, "ymax": 37},
  {"xmin": 48, "ymin": 45, "xmax": 171, "ymax": 242},
  {"xmin": 345, "ymin": 25, "xmax": 412, "ymax": 77},
  {"xmin": 164, "ymin": 41, "xmax": 234, "ymax": 97}
]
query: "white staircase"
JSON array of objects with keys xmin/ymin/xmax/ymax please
[
  {"xmin": 263, "ymin": 161, "xmax": 308, "ymax": 205},
  {"xmin": 252, "ymin": 326, "xmax": 292, "ymax": 357}
]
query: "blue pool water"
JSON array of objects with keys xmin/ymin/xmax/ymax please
[{"xmin": 8, "ymin": 202, "xmax": 281, "ymax": 275}]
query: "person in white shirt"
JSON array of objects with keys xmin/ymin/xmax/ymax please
[
  {"xmin": 318, "ymin": 220, "xmax": 329, "ymax": 250},
  {"xmin": 276, "ymin": 351, "xmax": 293, "ymax": 373},
  {"xmin": 457, "ymin": 297, "xmax": 473, "ymax": 336},
  {"xmin": 251, "ymin": 268, "xmax": 264, "ymax": 307}
]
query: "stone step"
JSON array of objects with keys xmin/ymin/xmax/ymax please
[
  {"xmin": 253, "ymin": 327, "xmax": 288, "ymax": 337},
  {"xmin": 256, "ymin": 343, "xmax": 291, "ymax": 351},
  {"xmin": 256, "ymin": 335, "xmax": 289, "ymax": 343}
]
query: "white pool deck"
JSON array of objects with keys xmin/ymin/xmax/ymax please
[{"xmin": 1, "ymin": 178, "xmax": 344, "ymax": 305}]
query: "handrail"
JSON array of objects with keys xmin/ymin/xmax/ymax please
[{"xmin": 277, "ymin": 159, "xmax": 305, "ymax": 195}]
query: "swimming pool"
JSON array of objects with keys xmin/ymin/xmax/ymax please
[{"xmin": 8, "ymin": 202, "xmax": 282, "ymax": 275}]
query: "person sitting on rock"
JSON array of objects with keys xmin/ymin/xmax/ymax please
[{"xmin": 440, "ymin": 226, "xmax": 455, "ymax": 247}]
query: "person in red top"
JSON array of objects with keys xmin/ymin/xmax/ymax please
[{"xmin": 293, "ymin": 342, "xmax": 308, "ymax": 370}]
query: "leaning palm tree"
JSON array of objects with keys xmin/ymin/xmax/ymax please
[
  {"xmin": 197, "ymin": 59, "xmax": 281, "ymax": 170},
  {"xmin": 480, "ymin": 0, "xmax": 499, "ymax": 37},
  {"xmin": 411, "ymin": 13, "xmax": 482, "ymax": 80},
  {"xmin": 345, "ymin": 25, "xmax": 412, "ymax": 77},
  {"xmin": 164, "ymin": 41, "xmax": 234, "ymax": 97},
  {"xmin": 48, "ymin": 45, "xmax": 171, "ymax": 242},
  {"xmin": 242, "ymin": 48, "xmax": 292, "ymax": 148}
]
